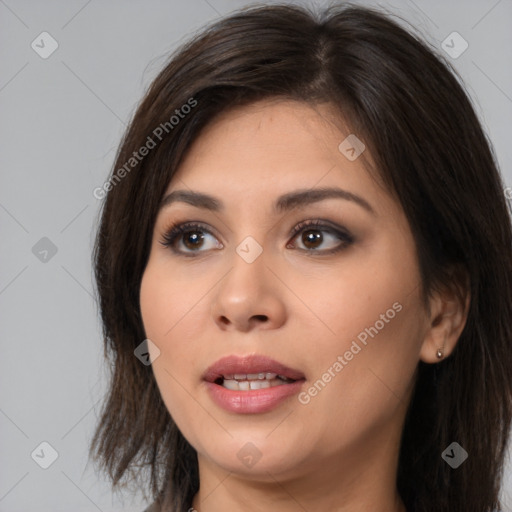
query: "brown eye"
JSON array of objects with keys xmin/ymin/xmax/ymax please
[
  {"xmin": 160, "ymin": 222, "xmax": 223, "ymax": 255},
  {"xmin": 160, "ymin": 219, "xmax": 353, "ymax": 257},
  {"xmin": 288, "ymin": 220, "xmax": 354, "ymax": 254},
  {"xmin": 182, "ymin": 231, "xmax": 205, "ymax": 250},
  {"xmin": 302, "ymin": 230, "xmax": 323, "ymax": 249}
]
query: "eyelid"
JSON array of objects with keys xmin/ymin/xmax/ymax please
[{"xmin": 289, "ymin": 218, "xmax": 353, "ymax": 239}]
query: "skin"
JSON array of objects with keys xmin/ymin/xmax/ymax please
[{"xmin": 139, "ymin": 99, "xmax": 468, "ymax": 512}]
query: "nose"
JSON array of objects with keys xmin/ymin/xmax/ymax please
[{"xmin": 210, "ymin": 248, "xmax": 287, "ymax": 333}]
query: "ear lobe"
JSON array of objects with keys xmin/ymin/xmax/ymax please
[{"xmin": 419, "ymin": 276, "xmax": 470, "ymax": 364}]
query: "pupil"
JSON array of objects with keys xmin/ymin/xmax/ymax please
[
  {"xmin": 185, "ymin": 232, "xmax": 203, "ymax": 249},
  {"xmin": 303, "ymin": 230, "xmax": 322, "ymax": 248}
]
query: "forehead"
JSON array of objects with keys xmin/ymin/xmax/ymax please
[
  {"xmin": 181, "ymin": 99, "xmax": 352, "ymax": 157},
  {"xmin": 165, "ymin": 99, "xmax": 394, "ymax": 216},
  {"xmin": 174, "ymin": 100, "xmax": 358, "ymax": 179}
]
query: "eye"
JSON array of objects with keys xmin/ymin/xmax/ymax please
[
  {"xmin": 159, "ymin": 222, "xmax": 223, "ymax": 256},
  {"xmin": 287, "ymin": 219, "xmax": 354, "ymax": 254},
  {"xmin": 159, "ymin": 219, "xmax": 354, "ymax": 256}
]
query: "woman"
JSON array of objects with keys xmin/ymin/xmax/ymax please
[{"xmin": 89, "ymin": 3, "xmax": 512, "ymax": 512}]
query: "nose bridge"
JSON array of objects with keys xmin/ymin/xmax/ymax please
[
  {"xmin": 224, "ymin": 237, "xmax": 268, "ymax": 304},
  {"xmin": 210, "ymin": 235, "xmax": 286, "ymax": 331},
  {"xmin": 235, "ymin": 233, "xmax": 266, "ymax": 266}
]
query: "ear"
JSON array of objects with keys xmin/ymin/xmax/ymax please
[{"xmin": 419, "ymin": 269, "xmax": 470, "ymax": 363}]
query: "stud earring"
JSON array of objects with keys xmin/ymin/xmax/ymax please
[{"xmin": 436, "ymin": 338, "xmax": 447, "ymax": 359}]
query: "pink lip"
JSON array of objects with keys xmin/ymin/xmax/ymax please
[
  {"xmin": 203, "ymin": 354, "xmax": 305, "ymax": 382},
  {"xmin": 202, "ymin": 354, "xmax": 306, "ymax": 414},
  {"xmin": 204, "ymin": 380, "xmax": 305, "ymax": 414}
]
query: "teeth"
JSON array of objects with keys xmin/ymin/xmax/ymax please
[
  {"xmin": 250, "ymin": 380, "xmax": 270, "ymax": 389},
  {"xmin": 223, "ymin": 372, "xmax": 279, "ymax": 381},
  {"xmin": 222, "ymin": 379, "xmax": 240, "ymax": 391},
  {"xmin": 221, "ymin": 378, "xmax": 289, "ymax": 391},
  {"xmin": 217, "ymin": 371, "xmax": 297, "ymax": 390}
]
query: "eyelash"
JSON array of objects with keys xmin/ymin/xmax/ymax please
[{"xmin": 159, "ymin": 219, "xmax": 354, "ymax": 257}]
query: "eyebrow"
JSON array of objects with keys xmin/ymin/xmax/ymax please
[{"xmin": 158, "ymin": 187, "xmax": 375, "ymax": 215}]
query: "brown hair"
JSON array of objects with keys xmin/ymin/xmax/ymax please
[{"xmin": 89, "ymin": 3, "xmax": 512, "ymax": 511}]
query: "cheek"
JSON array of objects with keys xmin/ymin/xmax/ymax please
[
  {"xmin": 139, "ymin": 270, "xmax": 157, "ymax": 338},
  {"xmin": 140, "ymin": 260, "xmax": 203, "ymax": 341},
  {"xmin": 139, "ymin": 260, "xmax": 211, "ymax": 375},
  {"xmin": 298, "ymin": 241, "xmax": 423, "ymax": 401},
  {"xmin": 299, "ymin": 261, "xmax": 412, "ymax": 350},
  {"xmin": 140, "ymin": 265, "xmax": 201, "ymax": 422},
  {"xmin": 297, "ymin": 296, "xmax": 423, "ymax": 452}
]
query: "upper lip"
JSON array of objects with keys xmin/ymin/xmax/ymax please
[{"xmin": 203, "ymin": 354, "xmax": 306, "ymax": 383}]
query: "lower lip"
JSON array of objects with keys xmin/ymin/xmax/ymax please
[{"xmin": 204, "ymin": 380, "xmax": 305, "ymax": 414}]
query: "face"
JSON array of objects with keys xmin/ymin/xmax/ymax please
[{"xmin": 140, "ymin": 99, "xmax": 430, "ymax": 482}]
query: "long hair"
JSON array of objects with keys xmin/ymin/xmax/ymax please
[{"xmin": 89, "ymin": 4, "xmax": 512, "ymax": 511}]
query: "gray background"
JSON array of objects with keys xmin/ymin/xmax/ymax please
[{"xmin": 1, "ymin": 0, "xmax": 511, "ymax": 510}]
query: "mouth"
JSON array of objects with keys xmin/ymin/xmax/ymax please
[
  {"xmin": 203, "ymin": 354, "xmax": 306, "ymax": 414},
  {"xmin": 203, "ymin": 354, "xmax": 306, "ymax": 391},
  {"xmin": 213, "ymin": 372, "xmax": 298, "ymax": 391}
]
